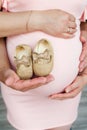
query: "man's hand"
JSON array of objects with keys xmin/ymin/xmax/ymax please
[{"xmin": 3, "ymin": 69, "xmax": 54, "ymax": 92}]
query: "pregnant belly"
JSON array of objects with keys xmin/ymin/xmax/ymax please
[{"xmin": 6, "ymin": 31, "xmax": 82, "ymax": 95}]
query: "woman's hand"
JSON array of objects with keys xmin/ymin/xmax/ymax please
[
  {"xmin": 49, "ymin": 29, "xmax": 87, "ymax": 100},
  {"xmin": 49, "ymin": 69, "xmax": 87, "ymax": 100},
  {"xmin": 79, "ymin": 30, "xmax": 87, "ymax": 72},
  {"xmin": 29, "ymin": 9, "xmax": 77, "ymax": 38},
  {"xmin": 1, "ymin": 69, "xmax": 54, "ymax": 92}
]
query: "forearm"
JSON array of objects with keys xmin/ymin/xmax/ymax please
[
  {"xmin": 0, "ymin": 38, "xmax": 10, "ymax": 82},
  {"xmin": 0, "ymin": 11, "xmax": 31, "ymax": 37},
  {"xmin": 0, "ymin": 11, "xmax": 42, "ymax": 37},
  {"xmin": 0, "ymin": 9, "xmax": 77, "ymax": 38},
  {"xmin": 80, "ymin": 21, "xmax": 87, "ymax": 31},
  {"xmin": 80, "ymin": 21, "xmax": 87, "ymax": 41}
]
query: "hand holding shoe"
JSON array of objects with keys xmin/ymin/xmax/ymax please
[{"xmin": 1, "ymin": 68, "xmax": 54, "ymax": 92}]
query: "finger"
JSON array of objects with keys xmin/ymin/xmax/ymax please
[
  {"xmin": 49, "ymin": 92, "xmax": 72, "ymax": 100},
  {"xmin": 65, "ymin": 77, "xmax": 81, "ymax": 93},
  {"xmin": 14, "ymin": 77, "xmax": 47, "ymax": 90},
  {"xmin": 45, "ymin": 74, "xmax": 55, "ymax": 83},
  {"xmin": 65, "ymin": 27, "xmax": 77, "ymax": 34},
  {"xmin": 65, "ymin": 82, "xmax": 79, "ymax": 93},
  {"xmin": 5, "ymin": 76, "xmax": 15, "ymax": 86},
  {"xmin": 21, "ymin": 75, "xmax": 54, "ymax": 91},
  {"xmin": 69, "ymin": 15, "xmax": 76, "ymax": 22},
  {"xmin": 79, "ymin": 58, "xmax": 87, "ymax": 72},
  {"xmin": 68, "ymin": 28, "xmax": 77, "ymax": 34},
  {"xmin": 21, "ymin": 83, "xmax": 44, "ymax": 91},
  {"xmin": 80, "ymin": 51, "xmax": 86, "ymax": 62},
  {"xmin": 79, "ymin": 60, "xmax": 86, "ymax": 72},
  {"xmin": 69, "ymin": 21, "xmax": 77, "ymax": 29},
  {"xmin": 79, "ymin": 44, "xmax": 87, "ymax": 61},
  {"xmin": 79, "ymin": 62, "xmax": 85, "ymax": 72},
  {"xmin": 49, "ymin": 88, "xmax": 80, "ymax": 100},
  {"xmin": 13, "ymin": 75, "xmax": 54, "ymax": 91},
  {"xmin": 5, "ymin": 71, "xmax": 19, "ymax": 86},
  {"xmin": 62, "ymin": 33, "xmax": 75, "ymax": 39},
  {"xmin": 80, "ymin": 36, "xmax": 86, "ymax": 43}
]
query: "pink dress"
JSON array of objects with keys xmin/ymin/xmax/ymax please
[{"xmin": 1, "ymin": 0, "xmax": 87, "ymax": 130}]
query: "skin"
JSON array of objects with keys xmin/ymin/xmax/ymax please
[
  {"xmin": 49, "ymin": 24, "xmax": 87, "ymax": 100},
  {"xmin": 0, "ymin": 11, "xmax": 76, "ymax": 38},
  {"xmin": 79, "ymin": 22, "xmax": 87, "ymax": 71},
  {"xmin": 0, "ymin": 0, "xmax": 76, "ymax": 38},
  {"xmin": 0, "ymin": 2, "xmax": 76, "ymax": 91},
  {"xmin": 49, "ymin": 69, "xmax": 87, "ymax": 100},
  {"xmin": 0, "ymin": 1, "xmax": 87, "ymax": 130},
  {"xmin": 29, "ymin": 10, "xmax": 77, "ymax": 38},
  {"xmin": 0, "ymin": 0, "xmax": 87, "ymax": 95}
]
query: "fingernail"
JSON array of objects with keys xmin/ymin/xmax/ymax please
[
  {"xmin": 50, "ymin": 96, "xmax": 56, "ymax": 99},
  {"xmin": 49, "ymin": 94, "xmax": 56, "ymax": 98},
  {"xmin": 65, "ymin": 89, "xmax": 70, "ymax": 93}
]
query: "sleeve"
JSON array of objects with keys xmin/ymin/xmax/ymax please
[
  {"xmin": 80, "ymin": 6, "xmax": 87, "ymax": 22},
  {"xmin": 1, "ymin": 0, "xmax": 7, "ymax": 11}
]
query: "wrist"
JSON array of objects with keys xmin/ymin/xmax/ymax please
[
  {"xmin": 27, "ymin": 10, "xmax": 45, "ymax": 32},
  {"xmin": 0, "ymin": 66, "xmax": 10, "ymax": 83}
]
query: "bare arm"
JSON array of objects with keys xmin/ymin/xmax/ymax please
[
  {"xmin": 0, "ymin": 0, "xmax": 42, "ymax": 37},
  {"xmin": 0, "ymin": 0, "xmax": 34, "ymax": 37},
  {"xmin": 0, "ymin": 11, "xmax": 33, "ymax": 37},
  {"xmin": 80, "ymin": 21, "xmax": 87, "ymax": 31},
  {"xmin": 0, "ymin": 2, "xmax": 10, "ymax": 82},
  {"xmin": 0, "ymin": 38, "xmax": 10, "ymax": 82},
  {"xmin": 80, "ymin": 21, "xmax": 87, "ymax": 41},
  {"xmin": 0, "ymin": 10, "xmax": 77, "ymax": 38},
  {"xmin": 0, "ymin": 0, "xmax": 76, "ymax": 38}
]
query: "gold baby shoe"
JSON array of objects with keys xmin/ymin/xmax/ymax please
[
  {"xmin": 14, "ymin": 44, "xmax": 33, "ymax": 79},
  {"xmin": 32, "ymin": 39, "xmax": 54, "ymax": 76}
]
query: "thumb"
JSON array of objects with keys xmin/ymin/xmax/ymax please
[
  {"xmin": 80, "ymin": 36, "xmax": 86, "ymax": 43},
  {"xmin": 5, "ymin": 70, "xmax": 19, "ymax": 86},
  {"xmin": 65, "ymin": 85, "xmax": 74, "ymax": 93},
  {"xmin": 65, "ymin": 80, "xmax": 78, "ymax": 93},
  {"xmin": 5, "ymin": 76, "xmax": 15, "ymax": 86}
]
